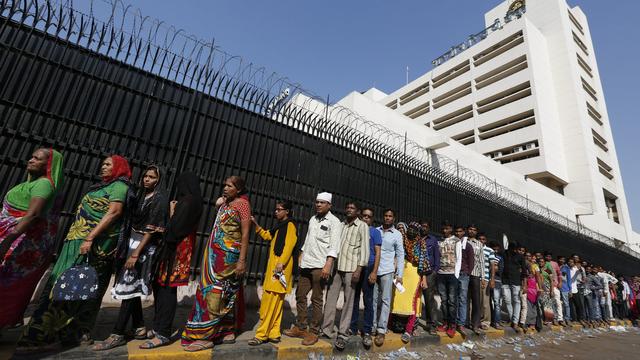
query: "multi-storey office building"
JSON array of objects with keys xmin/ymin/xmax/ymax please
[{"xmin": 375, "ymin": 0, "xmax": 635, "ymax": 245}]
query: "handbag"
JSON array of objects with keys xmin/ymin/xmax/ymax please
[{"xmin": 52, "ymin": 254, "xmax": 99, "ymax": 301}]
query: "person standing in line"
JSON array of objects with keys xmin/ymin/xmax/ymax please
[
  {"xmin": 94, "ymin": 165, "xmax": 168, "ymax": 350},
  {"xmin": 500, "ymin": 236, "xmax": 526, "ymax": 333},
  {"xmin": 248, "ymin": 200, "xmax": 297, "ymax": 345},
  {"xmin": 19, "ymin": 155, "xmax": 132, "ymax": 350},
  {"xmin": 140, "ymin": 171, "xmax": 203, "ymax": 349},
  {"xmin": 517, "ymin": 248, "xmax": 530, "ymax": 332},
  {"xmin": 372, "ymin": 209, "xmax": 404, "ymax": 347},
  {"xmin": 181, "ymin": 176, "xmax": 251, "ymax": 352},
  {"xmin": 537, "ymin": 256, "xmax": 555, "ymax": 325},
  {"xmin": 464, "ymin": 225, "xmax": 484, "ymax": 335},
  {"xmin": 488, "ymin": 241, "xmax": 503, "ymax": 329},
  {"xmin": 596, "ymin": 265, "xmax": 617, "ymax": 323},
  {"xmin": 349, "ymin": 207, "xmax": 382, "ymax": 348},
  {"xmin": 322, "ymin": 201, "xmax": 369, "ymax": 351},
  {"xmin": 284, "ymin": 192, "xmax": 342, "ymax": 346},
  {"xmin": 544, "ymin": 251, "xmax": 564, "ymax": 326},
  {"xmin": 0, "ymin": 149, "xmax": 64, "ymax": 330},
  {"xmin": 569, "ymin": 258, "xmax": 587, "ymax": 327},
  {"xmin": 523, "ymin": 255, "xmax": 543, "ymax": 333},
  {"xmin": 435, "ymin": 221, "xmax": 462, "ymax": 339},
  {"xmin": 391, "ymin": 222, "xmax": 430, "ymax": 344},
  {"xmin": 585, "ymin": 265, "xmax": 604, "ymax": 326},
  {"xmin": 455, "ymin": 225, "xmax": 475, "ymax": 336},
  {"xmin": 558, "ymin": 256, "xmax": 573, "ymax": 325},
  {"xmin": 478, "ymin": 232, "xmax": 497, "ymax": 332},
  {"xmin": 614, "ymin": 274, "xmax": 629, "ymax": 320},
  {"xmin": 420, "ymin": 219, "xmax": 440, "ymax": 336}
]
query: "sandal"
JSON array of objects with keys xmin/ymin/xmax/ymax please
[
  {"xmin": 222, "ymin": 334, "xmax": 236, "ymax": 344},
  {"xmin": 184, "ymin": 340, "xmax": 214, "ymax": 352},
  {"xmin": 268, "ymin": 337, "xmax": 281, "ymax": 343},
  {"xmin": 134, "ymin": 327, "xmax": 148, "ymax": 340},
  {"xmin": 139, "ymin": 336, "xmax": 170, "ymax": 349},
  {"xmin": 401, "ymin": 332, "xmax": 411, "ymax": 344},
  {"xmin": 248, "ymin": 337, "xmax": 266, "ymax": 346},
  {"xmin": 93, "ymin": 334, "xmax": 126, "ymax": 351}
]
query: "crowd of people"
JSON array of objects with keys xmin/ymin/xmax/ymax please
[{"xmin": 0, "ymin": 148, "xmax": 639, "ymax": 354}]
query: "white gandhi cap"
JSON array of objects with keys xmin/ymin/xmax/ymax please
[{"xmin": 316, "ymin": 192, "xmax": 332, "ymax": 204}]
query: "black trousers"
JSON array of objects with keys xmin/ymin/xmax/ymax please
[
  {"xmin": 570, "ymin": 292, "xmax": 586, "ymax": 321},
  {"xmin": 468, "ymin": 275, "xmax": 482, "ymax": 329},
  {"xmin": 113, "ymin": 297, "xmax": 145, "ymax": 335},
  {"xmin": 152, "ymin": 284, "xmax": 178, "ymax": 338},
  {"xmin": 422, "ymin": 272, "xmax": 439, "ymax": 327}
]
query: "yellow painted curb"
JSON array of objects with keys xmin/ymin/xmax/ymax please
[
  {"xmin": 484, "ymin": 328, "xmax": 505, "ymax": 339},
  {"xmin": 127, "ymin": 340, "xmax": 212, "ymax": 360},
  {"xmin": 370, "ymin": 332, "xmax": 406, "ymax": 352},
  {"xmin": 273, "ymin": 337, "xmax": 332, "ymax": 360},
  {"xmin": 550, "ymin": 325, "xmax": 563, "ymax": 331},
  {"xmin": 436, "ymin": 331, "xmax": 464, "ymax": 344}
]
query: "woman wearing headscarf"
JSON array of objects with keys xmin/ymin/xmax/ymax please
[
  {"xmin": 181, "ymin": 176, "xmax": 251, "ymax": 352},
  {"xmin": 0, "ymin": 148, "xmax": 64, "ymax": 329},
  {"xmin": 248, "ymin": 200, "xmax": 297, "ymax": 345},
  {"xmin": 139, "ymin": 171, "xmax": 203, "ymax": 349},
  {"xmin": 93, "ymin": 165, "xmax": 168, "ymax": 351},
  {"xmin": 391, "ymin": 222, "xmax": 430, "ymax": 343},
  {"xmin": 18, "ymin": 155, "xmax": 133, "ymax": 350}
]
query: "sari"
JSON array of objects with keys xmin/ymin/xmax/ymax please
[
  {"xmin": 19, "ymin": 155, "xmax": 132, "ymax": 347},
  {"xmin": 0, "ymin": 149, "xmax": 63, "ymax": 328},
  {"xmin": 539, "ymin": 264, "xmax": 555, "ymax": 322},
  {"xmin": 181, "ymin": 197, "xmax": 251, "ymax": 344}
]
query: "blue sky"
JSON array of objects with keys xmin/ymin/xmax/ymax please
[{"xmin": 82, "ymin": 0, "xmax": 639, "ymax": 230}]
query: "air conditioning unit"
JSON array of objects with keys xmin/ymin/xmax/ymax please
[
  {"xmin": 524, "ymin": 143, "xmax": 533, "ymax": 150},
  {"xmin": 513, "ymin": 147, "xmax": 522, "ymax": 153}
]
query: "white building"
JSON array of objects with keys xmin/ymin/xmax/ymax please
[{"xmin": 367, "ymin": 0, "xmax": 635, "ymax": 246}]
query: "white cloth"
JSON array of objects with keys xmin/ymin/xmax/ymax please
[{"xmin": 316, "ymin": 192, "xmax": 332, "ymax": 203}]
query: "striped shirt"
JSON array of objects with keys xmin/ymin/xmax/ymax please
[
  {"xmin": 483, "ymin": 245, "xmax": 498, "ymax": 281},
  {"xmin": 336, "ymin": 217, "xmax": 370, "ymax": 272}
]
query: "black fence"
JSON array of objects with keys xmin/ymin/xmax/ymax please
[{"xmin": 1, "ymin": 0, "xmax": 639, "ymax": 277}]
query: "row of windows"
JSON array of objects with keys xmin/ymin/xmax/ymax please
[{"xmin": 484, "ymin": 140, "xmax": 540, "ymax": 164}]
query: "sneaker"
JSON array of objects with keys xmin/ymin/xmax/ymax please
[
  {"xmin": 284, "ymin": 325, "xmax": 307, "ymax": 339},
  {"xmin": 445, "ymin": 325, "xmax": 456, "ymax": 338},
  {"xmin": 374, "ymin": 333, "xmax": 385, "ymax": 347},
  {"xmin": 301, "ymin": 332, "xmax": 318, "ymax": 346},
  {"xmin": 362, "ymin": 334, "xmax": 373, "ymax": 348},
  {"xmin": 428, "ymin": 326, "xmax": 438, "ymax": 336},
  {"xmin": 436, "ymin": 323, "xmax": 448, "ymax": 332},
  {"xmin": 334, "ymin": 337, "xmax": 346, "ymax": 351}
]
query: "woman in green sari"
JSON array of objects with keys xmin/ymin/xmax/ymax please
[
  {"xmin": 0, "ymin": 148, "xmax": 64, "ymax": 330},
  {"xmin": 17, "ymin": 155, "xmax": 133, "ymax": 351}
]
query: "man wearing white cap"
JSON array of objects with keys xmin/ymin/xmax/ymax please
[{"xmin": 284, "ymin": 192, "xmax": 342, "ymax": 346}]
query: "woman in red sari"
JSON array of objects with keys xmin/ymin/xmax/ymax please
[{"xmin": 0, "ymin": 148, "xmax": 64, "ymax": 330}]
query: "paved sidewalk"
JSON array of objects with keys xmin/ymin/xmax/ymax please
[{"xmin": 2, "ymin": 303, "xmax": 636, "ymax": 360}]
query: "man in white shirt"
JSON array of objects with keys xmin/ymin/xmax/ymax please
[
  {"xmin": 284, "ymin": 192, "xmax": 342, "ymax": 346},
  {"xmin": 596, "ymin": 266, "xmax": 617, "ymax": 321}
]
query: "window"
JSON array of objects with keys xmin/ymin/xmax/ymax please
[
  {"xmin": 432, "ymin": 82, "xmax": 472, "ymax": 109},
  {"xmin": 473, "ymin": 31, "xmax": 524, "ymax": 67},
  {"xmin": 399, "ymin": 82, "xmax": 430, "ymax": 105},
  {"xmin": 475, "ymin": 55, "xmax": 528, "ymax": 90},
  {"xmin": 586, "ymin": 102, "xmax": 603, "ymax": 126},
  {"xmin": 568, "ymin": 10, "xmax": 585, "ymax": 35},
  {"xmin": 592, "ymin": 129, "xmax": 608, "ymax": 152},
  {"xmin": 478, "ymin": 109, "xmax": 535, "ymax": 140},
  {"xmin": 597, "ymin": 158, "xmax": 613, "ymax": 180},
  {"xmin": 432, "ymin": 105, "xmax": 474, "ymax": 130},
  {"xmin": 403, "ymin": 102, "xmax": 430, "ymax": 119},
  {"xmin": 386, "ymin": 99, "xmax": 398, "ymax": 109},
  {"xmin": 476, "ymin": 81, "xmax": 531, "ymax": 114},
  {"xmin": 603, "ymin": 189, "xmax": 619, "ymax": 223},
  {"xmin": 452, "ymin": 130, "xmax": 475, "ymax": 145},
  {"xmin": 484, "ymin": 140, "xmax": 540, "ymax": 164},
  {"xmin": 573, "ymin": 31, "xmax": 589, "ymax": 56},
  {"xmin": 582, "ymin": 77, "xmax": 597, "ymax": 101},
  {"xmin": 432, "ymin": 60, "xmax": 470, "ymax": 89},
  {"xmin": 576, "ymin": 53, "xmax": 592, "ymax": 78}
]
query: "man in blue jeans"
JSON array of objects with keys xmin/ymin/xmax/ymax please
[
  {"xmin": 436, "ymin": 221, "xmax": 461, "ymax": 338},
  {"xmin": 372, "ymin": 209, "xmax": 404, "ymax": 347},
  {"xmin": 349, "ymin": 207, "xmax": 381, "ymax": 348},
  {"xmin": 500, "ymin": 236, "xmax": 526, "ymax": 333},
  {"xmin": 558, "ymin": 256, "xmax": 572, "ymax": 325},
  {"xmin": 489, "ymin": 241, "xmax": 504, "ymax": 328},
  {"xmin": 455, "ymin": 225, "xmax": 475, "ymax": 336}
]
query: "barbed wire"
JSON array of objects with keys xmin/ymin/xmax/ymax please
[{"xmin": 1, "ymin": 0, "xmax": 637, "ymax": 258}]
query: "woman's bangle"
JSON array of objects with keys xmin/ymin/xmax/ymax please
[{"xmin": 130, "ymin": 255, "xmax": 139, "ymax": 259}]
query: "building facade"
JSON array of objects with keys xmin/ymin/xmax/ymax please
[{"xmin": 374, "ymin": 0, "xmax": 634, "ymax": 245}]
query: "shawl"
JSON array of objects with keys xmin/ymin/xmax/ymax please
[
  {"xmin": 163, "ymin": 171, "xmax": 203, "ymax": 245},
  {"xmin": 269, "ymin": 219, "xmax": 293, "ymax": 257}
]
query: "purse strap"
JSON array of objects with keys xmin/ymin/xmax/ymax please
[{"xmin": 73, "ymin": 253, "xmax": 90, "ymax": 265}]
